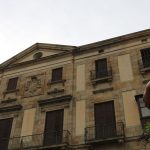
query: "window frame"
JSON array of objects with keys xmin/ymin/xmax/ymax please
[
  {"xmin": 6, "ymin": 77, "xmax": 18, "ymax": 91},
  {"xmin": 135, "ymin": 94, "xmax": 150, "ymax": 126},
  {"xmin": 140, "ymin": 48, "xmax": 150, "ymax": 68},
  {"xmin": 51, "ymin": 67, "xmax": 63, "ymax": 82},
  {"xmin": 95, "ymin": 58, "xmax": 108, "ymax": 79}
]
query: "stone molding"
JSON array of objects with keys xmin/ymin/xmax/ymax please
[{"xmin": 38, "ymin": 95, "xmax": 72, "ymax": 106}]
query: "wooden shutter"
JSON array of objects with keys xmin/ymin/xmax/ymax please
[
  {"xmin": 7, "ymin": 77, "xmax": 18, "ymax": 91},
  {"xmin": 141, "ymin": 48, "xmax": 150, "ymax": 67},
  {"xmin": 94, "ymin": 101, "xmax": 116, "ymax": 139},
  {"xmin": 44, "ymin": 109, "xmax": 64, "ymax": 146},
  {"xmin": 51, "ymin": 68, "xmax": 63, "ymax": 82},
  {"xmin": 95, "ymin": 59, "xmax": 107, "ymax": 78},
  {"xmin": 0, "ymin": 118, "xmax": 13, "ymax": 150}
]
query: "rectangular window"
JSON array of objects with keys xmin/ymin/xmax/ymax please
[
  {"xmin": 135, "ymin": 95, "xmax": 150, "ymax": 126},
  {"xmin": 44, "ymin": 109, "xmax": 64, "ymax": 146},
  {"xmin": 0, "ymin": 118, "xmax": 13, "ymax": 150},
  {"xmin": 95, "ymin": 58, "xmax": 108, "ymax": 78},
  {"xmin": 51, "ymin": 68, "xmax": 63, "ymax": 82},
  {"xmin": 7, "ymin": 77, "xmax": 18, "ymax": 91},
  {"xmin": 94, "ymin": 101, "xmax": 116, "ymax": 139},
  {"xmin": 141, "ymin": 48, "xmax": 150, "ymax": 68}
]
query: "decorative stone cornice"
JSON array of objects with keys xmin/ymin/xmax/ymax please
[
  {"xmin": 0, "ymin": 104, "xmax": 22, "ymax": 113},
  {"xmin": 76, "ymin": 29, "xmax": 150, "ymax": 54},
  {"xmin": 93, "ymin": 87, "xmax": 113, "ymax": 94},
  {"xmin": 0, "ymin": 51, "xmax": 73, "ymax": 72},
  {"xmin": 38, "ymin": 95, "xmax": 72, "ymax": 106},
  {"xmin": 1, "ymin": 98, "xmax": 17, "ymax": 104},
  {"xmin": 47, "ymin": 89, "xmax": 65, "ymax": 95},
  {"xmin": 1, "ymin": 29, "xmax": 150, "ymax": 72}
]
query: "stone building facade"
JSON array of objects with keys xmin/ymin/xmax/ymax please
[{"xmin": 0, "ymin": 29, "xmax": 150, "ymax": 150}]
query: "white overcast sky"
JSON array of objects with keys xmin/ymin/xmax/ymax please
[{"xmin": 0, "ymin": 0, "xmax": 150, "ymax": 64}]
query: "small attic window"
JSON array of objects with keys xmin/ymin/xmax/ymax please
[{"xmin": 33, "ymin": 52, "xmax": 43, "ymax": 59}]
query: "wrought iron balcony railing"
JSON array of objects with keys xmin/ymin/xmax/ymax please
[
  {"xmin": 138, "ymin": 59, "xmax": 150, "ymax": 73},
  {"xmin": 85, "ymin": 122, "xmax": 124, "ymax": 143},
  {"xmin": 7, "ymin": 130, "xmax": 70, "ymax": 150},
  {"xmin": 90, "ymin": 68, "xmax": 112, "ymax": 83}
]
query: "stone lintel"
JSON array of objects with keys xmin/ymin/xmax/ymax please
[
  {"xmin": 0, "ymin": 104, "xmax": 22, "ymax": 113},
  {"xmin": 38, "ymin": 95, "xmax": 72, "ymax": 106}
]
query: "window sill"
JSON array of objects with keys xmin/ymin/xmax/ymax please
[
  {"xmin": 1, "ymin": 98, "xmax": 17, "ymax": 104},
  {"xmin": 93, "ymin": 87, "xmax": 113, "ymax": 94},
  {"xmin": 3, "ymin": 89, "xmax": 19, "ymax": 94},
  {"xmin": 140, "ymin": 67, "xmax": 150, "ymax": 74},
  {"xmin": 140, "ymin": 116, "xmax": 150, "ymax": 120},
  {"xmin": 47, "ymin": 89, "xmax": 64, "ymax": 95},
  {"xmin": 91, "ymin": 76, "xmax": 112, "ymax": 85},
  {"xmin": 47, "ymin": 79, "xmax": 66, "ymax": 85}
]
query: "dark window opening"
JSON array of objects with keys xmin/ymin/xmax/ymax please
[
  {"xmin": 95, "ymin": 58, "xmax": 108, "ymax": 78},
  {"xmin": 44, "ymin": 109, "xmax": 64, "ymax": 146},
  {"xmin": 0, "ymin": 118, "xmax": 13, "ymax": 150},
  {"xmin": 94, "ymin": 101, "xmax": 116, "ymax": 139},
  {"xmin": 141, "ymin": 48, "xmax": 150, "ymax": 68},
  {"xmin": 51, "ymin": 68, "xmax": 63, "ymax": 82},
  {"xmin": 135, "ymin": 95, "xmax": 150, "ymax": 126},
  {"xmin": 7, "ymin": 77, "xmax": 18, "ymax": 91}
]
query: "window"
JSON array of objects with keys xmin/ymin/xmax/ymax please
[
  {"xmin": 141, "ymin": 48, "xmax": 150, "ymax": 68},
  {"xmin": 0, "ymin": 118, "xmax": 13, "ymax": 150},
  {"xmin": 95, "ymin": 58, "xmax": 108, "ymax": 78},
  {"xmin": 44, "ymin": 109, "xmax": 64, "ymax": 145},
  {"xmin": 51, "ymin": 68, "xmax": 63, "ymax": 82},
  {"xmin": 94, "ymin": 101, "xmax": 116, "ymax": 139},
  {"xmin": 7, "ymin": 77, "xmax": 18, "ymax": 91},
  {"xmin": 135, "ymin": 95, "xmax": 150, "ymax": 125}
]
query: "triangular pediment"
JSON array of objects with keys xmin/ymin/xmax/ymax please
[
  {"xmin": 14, "ymin": 48, "xmax": 61, "ymax": 64},
  {"xmin": 0, "ymin": 43, "xmax": 76, "ymax": 69}
]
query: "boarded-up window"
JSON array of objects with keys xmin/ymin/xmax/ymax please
[
  {"xmin": 51, "ymin": 68, "xmax": 63, "ymax": 82},
  {"xmin": 0, "ymin": 118, "xmax": 13, "ymax": 150},
  {"xmin": 95, "ymin": 58, "xmax": 108, "ymax": 78},
  {"xmin": 7, "ymin": 77, "xmax": 18, "ymax": 91},
  {"xmin": 141, "ymin": 48, "xmax": 150, "ymax": 67}
]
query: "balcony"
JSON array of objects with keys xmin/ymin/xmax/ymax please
[
  {"xmin": 7, "ymin": 130, "xmax": 70, "ymax": 150},
  {"xmin": 85, "ymin": 122, "xmax": 124, "ymax": 144},
  {"xmin": 90, "ymin": 68, "xmax": 112, "ymax": 84},
  {"xmin": 138, "ymin": 59, "xmax": 150, "ymax": 74}
]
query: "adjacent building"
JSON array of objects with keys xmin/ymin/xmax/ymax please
[{"xmin": 0, "ymin": 29, "xmax": 150, "ymax": 150}]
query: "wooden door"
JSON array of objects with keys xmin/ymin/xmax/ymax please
[
  {"xmin": 44, "ymin": 109, "xmax": 64, "ymax": 146},
  {"xmin": 94, "ymin": 101, "xmax": 116, "ymax": 139},
  {"xmin": 0, "ymin": 118, "xmax": 13, "ymax": 150},
  {"xmin": 95, "ymin": 59, "xmax": 107, "ymax": 78}
]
